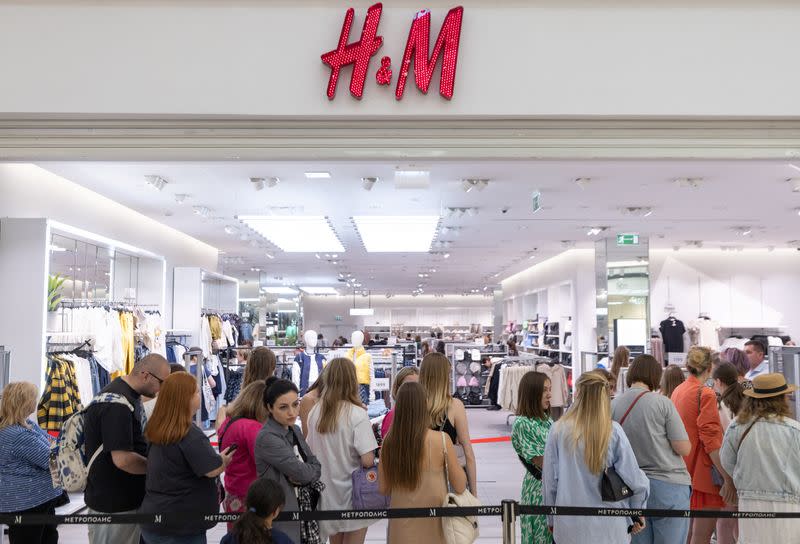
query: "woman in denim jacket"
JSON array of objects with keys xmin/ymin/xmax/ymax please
[{"xmin": 721, "ymin": 373, "xmax": 800, "ymax": 543}]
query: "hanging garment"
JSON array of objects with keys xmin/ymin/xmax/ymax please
[
  {"xmin": 37, "ymin": 356, "xmax": 83, "ymax": 431},
  {"xmin": 292, "ymin": 352, "xmax": 326, "ymax": 396},
  {"xmin": 209, "ymin": 315, "xmax": 223, "ymax": 341},
  {"xmin": 119, "ymin": 311, "xmax": 136, "ymax": 375},
  {"xmin": 224, "ymin": 369, "xmax": 244, "ymax": 403},
  {"xmin": 660, "ymin": 317, "xmax": 687, "ymax": 353},
  {"xmin": 650, "ymin": 337, "xmax": 665, "ymax": 366},
  {"xmin": 200, "ymin": 316, "xmax": 214, "ymax": 357},
  {"xmin": 221, "ymin": 319, "xmax": 235, "ymax": 348},
  {"xmin": 347, "ymin": 346, "xmax": 373, "ymax": 386},
  {"xmin": 536, "ymin": 363, "xmax": 569, "ymax": 408},
  {"xmin": 689, "ymin": 319, "xmax": 721, "ymax": 350}
]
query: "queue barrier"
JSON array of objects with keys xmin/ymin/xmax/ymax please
[{"xmin": 3, "ymin": 503, "xmax": 799, "ymax": 544}]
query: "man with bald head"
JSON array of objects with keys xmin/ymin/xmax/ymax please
[{"xmin": 83, "ymin": 354, "xmax": 170, "ymax": 544}]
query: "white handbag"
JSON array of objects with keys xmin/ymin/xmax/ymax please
[{"xmin": 440, "ymin": 432, "xmax": 480, "ymax": 544}]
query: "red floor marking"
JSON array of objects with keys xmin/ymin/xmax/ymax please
[{"xmin": 472, "ymin": 436, "xmax": 511, "ymax": 444}]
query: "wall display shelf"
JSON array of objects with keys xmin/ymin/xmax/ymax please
[{"xmin": 173, "ymin": 268, "xmax": 239, "ymax": 347}]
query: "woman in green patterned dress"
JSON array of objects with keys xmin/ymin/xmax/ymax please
[{"xmin": 512, "ymin": 371, "xmax": 553, "ymax": 544}]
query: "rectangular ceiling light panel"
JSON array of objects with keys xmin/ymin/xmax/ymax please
[
  {"xmin": 394, "ymin": 170, "xmax": 431, "ymax": 189},
  {"xmin": 353, "ymin": 215, "xmax": 440, "ymax": 252},
  {"xmin": 261, "ymin": 286, "xmax": 299, "ymax": 295},
  {"xmin": 239, "ymin": 216, "xmax": 344, "ymax": 253},
  {"xmin": 300, "ymin": 286, "xmax": 339, "ymax": 295}
]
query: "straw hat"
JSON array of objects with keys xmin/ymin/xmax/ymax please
[{"xmin": 744, "ymin": 373, "xmax": 798, "ymax": 399}]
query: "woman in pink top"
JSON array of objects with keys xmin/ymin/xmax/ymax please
[
  {"xmin": 218, "ymin": 381, "xmax": 269, "ymax": 527},
  {"xmin": 381, "ymin": 367, "xmax": 419, "ymax": 439}
]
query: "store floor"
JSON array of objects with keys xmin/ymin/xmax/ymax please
[{"xmin": 55, "ymin": 408, "xmax": 525, "ymax": 544}]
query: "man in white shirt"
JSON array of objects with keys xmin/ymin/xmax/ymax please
[{"xmin": 744, "ymin": 340, "xmax": 770, "ymax": 380}]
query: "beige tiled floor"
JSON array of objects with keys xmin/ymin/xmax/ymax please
[{"xmin": 54, "ymin": 408, "xmax": 524, "ymax": 543}]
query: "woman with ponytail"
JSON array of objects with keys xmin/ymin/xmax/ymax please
[
  {"xmin": 543, "ymin": 370, "xmax": 649, "ymax": 543},
  {"xmin": 221, "ymin": 478, "xmax": 293, "ymax": 544}
]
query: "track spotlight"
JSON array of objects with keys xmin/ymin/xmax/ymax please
[
  {"xmin": 461, "ymin": 179, "xmax": 489, "ymax": 192},
  {"xmin": 250, "ymin": 178, "xmax": 265, "ymax": 191},
  {"xmin": 361, "ymin": 177, "xmax": 378, "ymax": 191},
  {"xmin": 144, "ymin": 175, "xmax": 168, "ymax": 191}
]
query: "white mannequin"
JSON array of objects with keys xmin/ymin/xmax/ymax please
[
  {"xmin": 305, "ymin": 330, "xmax": 318, "ymax": 350},
  {"xmin": 292, "ymin": 329, "xmax": 324, "ymax": 395},
  {"xmin": 348, "ymin": 330, "xmax": 373, "ymax": 404}
]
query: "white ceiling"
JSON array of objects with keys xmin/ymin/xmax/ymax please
[{"xmin": 38, "ymin": 160, "xmax": 800, "ymax": 294}]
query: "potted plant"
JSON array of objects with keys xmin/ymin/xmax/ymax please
[{"xmin": 47, "ymin": 274, "xmax": 65, "ymax": 331}]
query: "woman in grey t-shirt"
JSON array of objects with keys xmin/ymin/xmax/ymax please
[{"xmin": 612, "ymin": 355, "xmax": 692, "ymax": 544}]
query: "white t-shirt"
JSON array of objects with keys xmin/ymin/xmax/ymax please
[{"xmin": 306, "ymin": 402, "xmax": 378, "ymax": 538}]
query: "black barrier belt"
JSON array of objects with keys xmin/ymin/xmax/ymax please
[{"xmin": 2, "ymin": 505, "xmax": 799, "ymax": 525}]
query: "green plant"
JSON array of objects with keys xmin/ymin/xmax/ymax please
[{"xmin": 48, "ymin": 274, "xmax": 66, "ymax": 312}]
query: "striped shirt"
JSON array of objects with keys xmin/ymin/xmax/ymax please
[{"xmin": 0, "ymin": 421, "xmax": 63, "ymax": 512}]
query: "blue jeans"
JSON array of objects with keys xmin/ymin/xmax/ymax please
[
  {"xmin": 632, "ymin": 478, "xmax": 690, "ymax": 544},
  {"xmin": 140, "ymin": 529, "xmax": 207, "ymax": 544},
  {"xmin": 359, "ymin": 383, "xmax": 370, "ymax": 404}
]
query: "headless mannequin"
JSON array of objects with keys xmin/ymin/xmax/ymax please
[
  {"xmin": 293, "ymin": 330, "xmax": 325, "ymax": 396},
  {"xmin": 348, "ymin": 331, "xmax": 373, "ymax": 405}
]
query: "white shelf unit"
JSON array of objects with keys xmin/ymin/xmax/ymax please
[{"xmin": 172, "ymin": 267, "xmax": 239, "ymax": 346}]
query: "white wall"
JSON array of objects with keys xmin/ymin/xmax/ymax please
[
  {"xmin": 650, "ymin": 249, "xmax": 800, "ymax": 340},
  {"xmin": 502, "ymin": 249, "xmax": 597, "ymax": 371},
  {"xmin": 0, "ymin": 219, "xmax": 49, "ymax": 388},
  {"xmin": 0, "ymin": 2, "xmax": 798, "ymax": 116},
  {"xmin": 302, "ymin": 294, "xmax": 493, "ymax": 336},
  {"xmin": 0, "ymin": 164, "xmax": 219, "ymax": 328}
]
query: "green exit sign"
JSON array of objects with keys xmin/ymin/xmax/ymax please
[{"xmin": 617, "ymin": 233, "xmax": 640, "ymax": 245}]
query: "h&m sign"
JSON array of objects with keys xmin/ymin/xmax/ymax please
[{"xmin": 321, "ymin": 3, "xmax": 464, "ymax": 100}]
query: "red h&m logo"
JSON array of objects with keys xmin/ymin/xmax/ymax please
[{"xmin": 321, "ymin": 3, "xmax": 464, "ymax": 101}]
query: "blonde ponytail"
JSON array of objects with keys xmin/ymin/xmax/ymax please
[{"xmin": 559, "ymin": 371, "xmax": 612, "ymax": 475}]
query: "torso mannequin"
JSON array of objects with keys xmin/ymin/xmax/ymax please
[
  {"xmin": 293, "ymin": 330, "xmax": 326, "ymax": 395},
  {"xmin": 347, "ymin": 330, "xmax": 373, "ymax": 404}
]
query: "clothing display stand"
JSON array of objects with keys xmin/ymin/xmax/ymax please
[{"xmin": 449, "ymin": 343, "xmax": 508, "ymax": 408}]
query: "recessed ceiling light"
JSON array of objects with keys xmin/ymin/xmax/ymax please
[
  {"xmin": 353, "ymin": 215, "xmax": 440, "ymax": 252},
  {"xmin": 238, "ymin": 216, "xmax": 345, "ymax": 252},
  {"xmin": 266, "ymin": 177, "xmax": 280, "ymax": 188},
  {"xmin": 299, "ymin": 286, "xmax": 338, "ymax": 295},
  {"xmin": 790, "ymin": 178, "xmax": 800, "ymax": 192},
  {"xmin": 674, "ymin": 177, "xmax": 703, "ymax": 189},
  {"xmin": 144, "ymin": 175, "xmax": 168, "ymax": 191},
  {"xmin": 305, "ymin": 171, "xmax": 331, "ymax": 179},
  {"xmin": 586, "ymin": 227, "xmax": 607, "ymax": 236},
  {"xmin": 174, "ymin": 194, "xmax": 189, "ymax": 204},
  {"xmin": 575, "ymin": 177, "xmax": 592, "ymax": 189},
  {"xmin": 224, "ymin": 225, "xmax": 237, "ymax": 235},
  {"xmin": 443, "ymin": 253, "xmax": 450, "ymax": 259},
  {"xmin": 262, "ymin": 286, "xmax": 299, "ymax": 295},
  {"xmin": 265, "ymin": 252, "xmax": 275, "ymax": 259},
  {"xmin": 250, "ymin": 177, "xmax": 265, "ymax": 191}
]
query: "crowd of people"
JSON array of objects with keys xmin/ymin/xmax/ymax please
[
  {"xmin": 512, "ymin": 340, "xmax": 800, "ymax": 544},
  {"xmin": 2, "ymin": 337, "xmax": 799, "ymax": 544}
]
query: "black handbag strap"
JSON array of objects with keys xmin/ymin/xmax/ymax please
[{"xmin": 218, "ymin": 415, "xmax": 245, "ymax": 447}]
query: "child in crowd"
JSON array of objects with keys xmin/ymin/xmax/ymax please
[{"xmin": 221, "ymin": 478, "xmax": 293, "ymax": 544}]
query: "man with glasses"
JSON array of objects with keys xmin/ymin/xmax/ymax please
[{"xmin": 83, "ymin": 353, "xmax": 170, "ymax": 544}]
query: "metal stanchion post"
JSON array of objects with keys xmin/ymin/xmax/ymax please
[{"xmin": 501, "ymin": 499, "xmax": 518, "ymax": 544}]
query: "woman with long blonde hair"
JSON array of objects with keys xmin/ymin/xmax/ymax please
[
  {"xmin": 419, "ymin": 352, "xmax": 478, "ymax": 494},
  {"xmin": 379, "ymin": 382, "xmax": 467, "ymax": 543},
  {"xmin": 306, "ymin": 358, "xmax": 378, "ymax": 544},
  {"xmin": 139, "ymin": 372, "xmax": 235, "ymax": 543},
  {"xmin": 0, "ymin": 382, "xmax": 63, "ymax": 543},
  {"xmin": 543, "ymin": 370, "xmax": 649, "ymax": 543}
]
